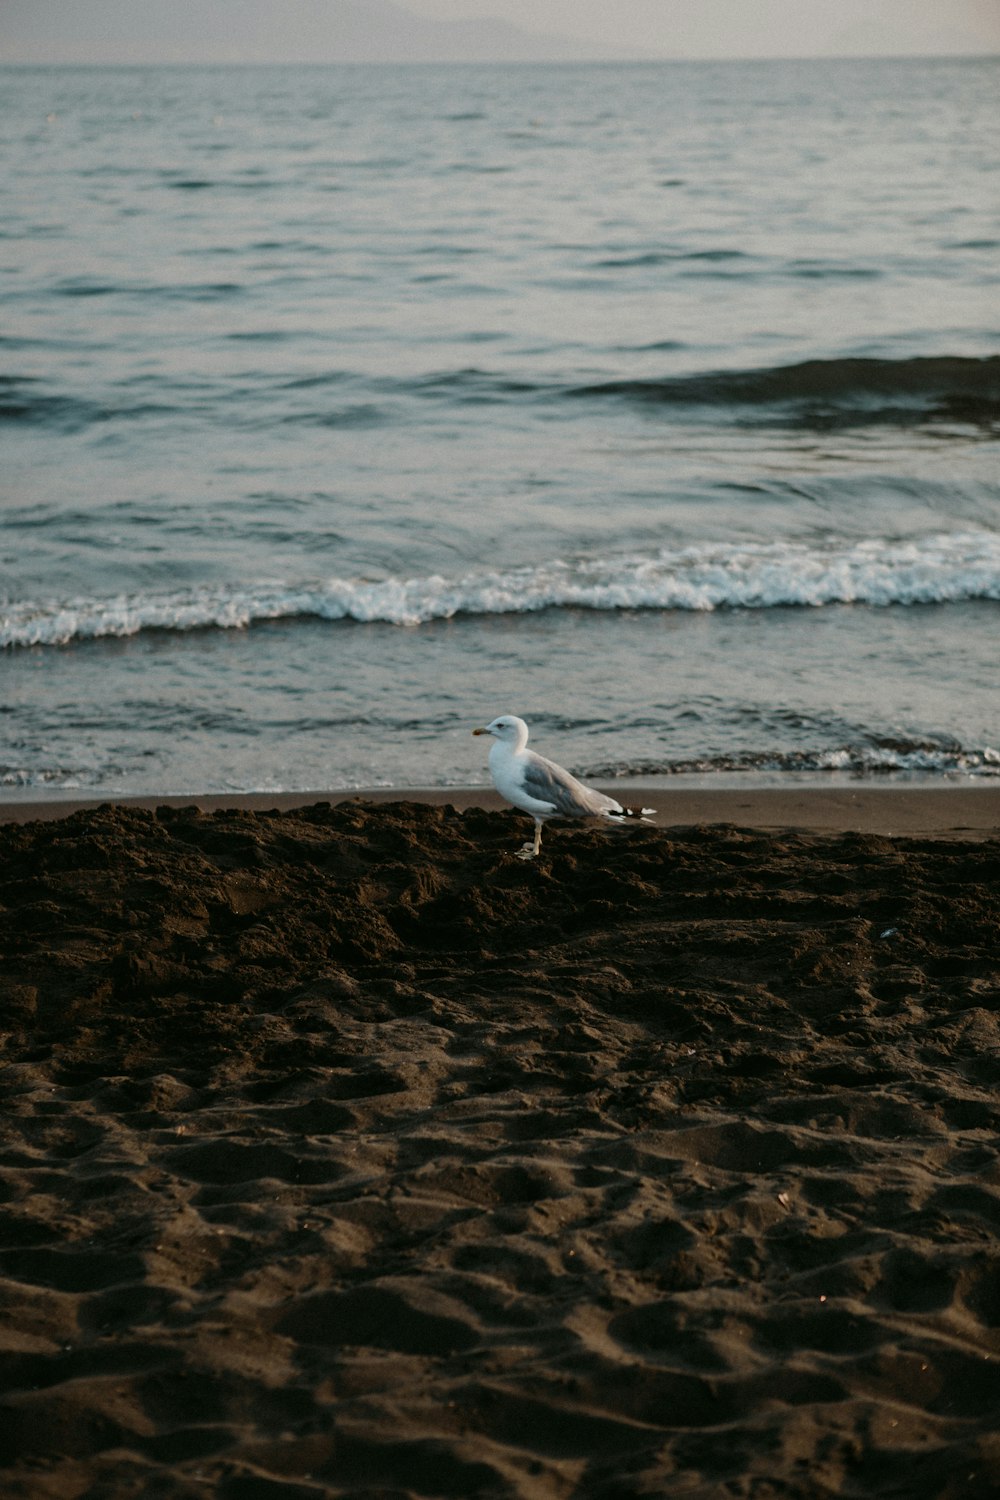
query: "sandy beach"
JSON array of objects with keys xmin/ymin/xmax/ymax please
[{"xmin": 2, "ymin": 790, "xmax": 999, "ymax": 1498}]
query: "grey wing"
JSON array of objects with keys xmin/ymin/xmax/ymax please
[{"xmin": 520, "ymin": 751, "xmax": 622, "ymax": 819}]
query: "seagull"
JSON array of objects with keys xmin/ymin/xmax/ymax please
[{"xmin": 473, "ymin": 714, "xmax": 655, "ymax": 859}]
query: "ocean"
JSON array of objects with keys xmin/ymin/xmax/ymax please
[{"xmin": 2, "ymin": 56, "xmax": 998, "ymax": 797}]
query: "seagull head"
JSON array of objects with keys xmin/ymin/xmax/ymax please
[{"xmin": 473, "ymin": 714, "xmax": 529, "ymax": 748}]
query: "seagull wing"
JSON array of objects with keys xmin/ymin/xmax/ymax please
[{"xmin": 519, "ymin": 751, "xmax": 622, "ymax": 820}]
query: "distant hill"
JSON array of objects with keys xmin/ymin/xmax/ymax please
[{"xmin": 0, "ymin": 0, "xmax": 608, "ymax": 65}]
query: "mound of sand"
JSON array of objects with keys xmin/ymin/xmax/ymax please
[{"xmin": 1, "ymin": 800, "xmax": 999, "ymax": 1498}]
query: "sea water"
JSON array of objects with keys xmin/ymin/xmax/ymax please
[{"xmin": 2, "ymin": 57, "xmax": 998, "ymax": 794}]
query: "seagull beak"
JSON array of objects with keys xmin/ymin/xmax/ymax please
[{"xmin": 472, "ymin": 727, "xmax": 488, "ymax": 736}]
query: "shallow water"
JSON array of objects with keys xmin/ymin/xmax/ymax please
[{"xmin": 2, "ymin": 58, "xmax": 998, "ymax": 793}]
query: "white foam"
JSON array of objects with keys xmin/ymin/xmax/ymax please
[
  {"xmin": 3, "ymin": 530, "xmax": 1000, "ymax": 648},
  {"xmin": 592, "ymin": 742, "xmax": 1000, "ymax": 780},
  {"xmin": 813, "ymin": 744, "xmax": 1000, "ymax": 777}
]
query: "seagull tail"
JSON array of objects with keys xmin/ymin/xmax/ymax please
[{"xmin": 608, "ymin": 804, "xmax": 656, "ymax": 824}]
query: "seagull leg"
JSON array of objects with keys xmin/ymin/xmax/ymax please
[{"xmin": 516, "ymin": 818, "xmax": 544, "ymax": 860}]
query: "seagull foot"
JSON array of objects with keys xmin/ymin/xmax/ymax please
[{"xmin": 516, "ymin": 843, "xmax": 538, "ymax": 860}]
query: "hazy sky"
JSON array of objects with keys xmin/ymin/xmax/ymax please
[
  {"xmin": 406, "ymin": 0, "xmax": 1000, "ymax": 59},
  {"xmin": 3, "ymin": 0, "xmax": 999, "ymax": 63}
]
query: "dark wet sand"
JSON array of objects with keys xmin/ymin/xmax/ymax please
[{"xmin": 1, "ymin": 795, "xmax": 999, "ymax": 1498}]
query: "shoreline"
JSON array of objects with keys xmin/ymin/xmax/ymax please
[{"xmin": 2, "ymin": 781, "xmax": 998, "ymax": 837}]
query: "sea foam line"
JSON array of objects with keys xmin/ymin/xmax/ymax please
[
  {"xmin": 588, "ymin": 743, "xmax": 1000, "ymax": 781},
  {"xmin": 5, "ymin": 741, "xmax": 999, "ymax": 792},
  {"xmin": 4, "ymin": 531, "xmax": 1000, "ymax": 648}
]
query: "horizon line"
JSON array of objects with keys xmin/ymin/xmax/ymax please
[{"xmin": 2, "ymin": 50, "xmax": 998, "ymax": 67}]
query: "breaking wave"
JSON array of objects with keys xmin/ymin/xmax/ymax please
[{"xmin": 4, "ymin": 531, "xmax": 999, "ymax": 649}]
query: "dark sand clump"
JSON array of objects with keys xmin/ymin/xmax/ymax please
[{"xmin": 1, "ymin": 800, "xmax": 999, "ymax": 1499}]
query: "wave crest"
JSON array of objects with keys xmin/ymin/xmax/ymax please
[
  {"xmin": 4, "ymin": 531, "xmax": 999, "ymax": 649},
  {"xmin": 5, "ymin": 354, "xmax": 998, "ymax": 434},
  {"xmin": 570, "ymin": 353, "xmax": 1000, "ymax": 425}
]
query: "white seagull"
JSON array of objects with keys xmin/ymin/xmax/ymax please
[{"xmin": 473, "ymin": 714, "xmax": 655, "ymax": 859}]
